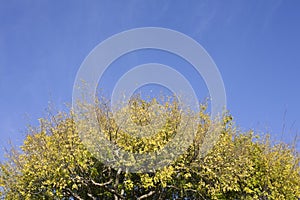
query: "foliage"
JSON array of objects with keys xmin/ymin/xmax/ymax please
[{"xmin": 0, "ymin": 97, "xmax": 299, "ymax": 200}]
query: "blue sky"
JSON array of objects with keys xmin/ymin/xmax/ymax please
[{"xmin": 0, "ymin": 1, "xmax": 299, "ymax": 160}]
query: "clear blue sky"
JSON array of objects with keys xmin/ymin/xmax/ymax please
[{"xmin": 1, "ymin": 1, "xmax": 299, "ymax": 160}]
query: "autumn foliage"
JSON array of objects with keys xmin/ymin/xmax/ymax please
[{"xmin": 0, "ymin": 97, "xmax": 299, "ymax": 199}]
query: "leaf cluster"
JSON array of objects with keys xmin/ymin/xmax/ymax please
[{"xmin": 0, "ymin": 97, "xmax": 299, "ymax": 199}]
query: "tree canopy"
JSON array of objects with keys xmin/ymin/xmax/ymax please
[{"xmin": 0, "ymin": 97, "xmax": 299, "ymax": 200}]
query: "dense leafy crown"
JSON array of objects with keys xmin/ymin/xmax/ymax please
[{"xmin": 0, "ymin": 97, "xmax": 299, "ymax": 200}]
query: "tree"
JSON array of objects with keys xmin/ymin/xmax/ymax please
[{"xmin": 0, "ymin": 97, "xmax": 299, "ymax": 199}]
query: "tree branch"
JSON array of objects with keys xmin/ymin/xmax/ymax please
[
  {"xmin": 65, "ymin": 188, "xmax": 84, "ymax": 200},
  {"xmin": 91, "ymin": 179, "xmax": 112, "ymax": 187},
  {"xmin": 137, "ymin": 190, "xmax": 156, "ymax": 200},
  {"xmin": 114, "ymin": 168, "xmax": 122, "ymax": 200}
]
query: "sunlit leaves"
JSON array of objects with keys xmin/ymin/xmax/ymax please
[{"xmin": 0, "ymin": 97, "xmax": 299, "ymax": 199}]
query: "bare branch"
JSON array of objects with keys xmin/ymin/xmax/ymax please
[
  {"xmin": 137, "ymin": 190, "xmax": 156, "ymax": 200},
  {"xmin": 87, "ymin": 193, "xmax": 97, "ymax": 200},
  {"xmin": 65, "ymin": 188, "xmax": 84, "ymax": 200},
  {"xmin": 114, "ymin": 168, "xmax": 122, "ymax": 200},
  {"xmin": 91, "ymin": 179, "xmax": 112, "ymax": 187}
]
